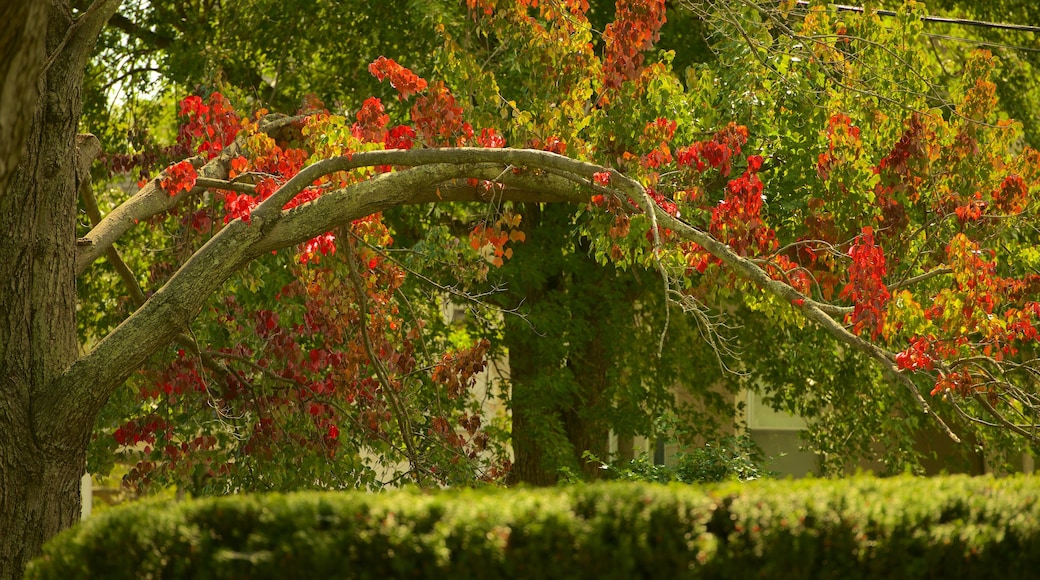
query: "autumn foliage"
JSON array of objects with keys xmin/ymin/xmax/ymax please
[{"xmin": 88, "ymin": 1, "xmax": 1040, "ymax": 497}]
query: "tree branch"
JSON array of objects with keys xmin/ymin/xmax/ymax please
[
  {"xmin": 652, "ymin": 209, "xmax": 962, "ymax": 443},
  {"xmin": 54, "ymin": 0, "xmax": 123, "ymax": 79},
  {"xmin": 75, "ymin": 150, "xmax": 226, "ymax": 275},
  {"xmin": 49, "ymin": 150, "xmax": 590, "ymax": 435},
  {"xmin": 76, "ymin": 114, "xmax": 317, "ymax": 274},
  {"xmin": 343, "ymin": 236, "xmax": 423, "ymax": 483},
  {"xmin": 107, "ymin": 12, "xmax": 172, "ymax": 49},
  {"xmin": 77, "ymin": 146, "xmax": 148, "ymax": 307},
  {"xmin": 889, "ymin": 267, "xmax": 953, "ymax": 291},
  {"xmin": 50, "ymin": 147, "xmax": 966, "ymax": 446}
]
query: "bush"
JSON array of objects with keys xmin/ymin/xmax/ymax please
[
  {"xmin": 589, "ymin": 435, "xmax": 769, "ymax": 484},
  {"xmin": 27, "ymin": 475, "xmax": 1040, "ymax": 579}
]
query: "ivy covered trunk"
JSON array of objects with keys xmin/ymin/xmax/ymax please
[
  {"xmin": 503, "ymin": 281, "xmax": 614, "ymax": 485},
  {"xmin": 503, "ymin": 324, "xmax": 556, "ymax": 486},
  {"xmin": 564, "ymin": 334, "xmax": 610, "ymax": 481},
  {"xmin": 503, "ymin": 205, "xmax": 615, "ymax": 485},
  {"xmin": 0, "ymin": 2, "xmax": 117, "ymax": 576},
  {"xmin": 504, "ymin": 323, "xmax": 611, "ymax": 486}
]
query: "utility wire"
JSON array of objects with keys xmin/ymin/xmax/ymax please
[
  {"xmin": 795, "ymin": 1, "xmax": 1040, "ymax": 34},
  {"xmin": 923, "ymin": 32, "xmax": 1040, "ymax": 54}
]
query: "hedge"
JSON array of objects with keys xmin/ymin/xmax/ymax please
[{"xmin": 26, "ymin": 475, "xmax": 1040, "ymax": 579}]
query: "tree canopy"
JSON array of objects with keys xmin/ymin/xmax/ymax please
[{"xmin": 3, "ymin": 0, "xmax": 1040, "ymax": 576}]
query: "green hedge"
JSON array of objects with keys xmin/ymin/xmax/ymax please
[{"xmin": 26, "ymin": 476, "xmax": 1040, "ymax": 579}]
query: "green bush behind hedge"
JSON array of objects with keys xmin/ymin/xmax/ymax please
[{"xmin": 26, "ymin": 475, "xmax": 1040, "ymax": 579}]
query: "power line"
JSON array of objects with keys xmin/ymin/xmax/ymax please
[
  {"xmin": 795, "ymin": 1, "xmax": 1040, "ymax": 34},
  {"xmin": 923, "ymin": 32, "xmax": 1040, "ymax": 54}
]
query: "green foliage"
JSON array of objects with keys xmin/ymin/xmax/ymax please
[
  {"xmin": 78, "ymin": 0, "xmax": 1040, "ymax": 494},
  {"xmin": 29, "ymin": 476, "xmax": 1040, "ymax": 579},
  {"xmin": 731, "ymin": 308, "xmax": 935, "ymax": 476},
  {"xmin": 588, "ymin": 435, "xmax": 771, "ymax": 484},
  {"xmin": 81, "ymin": 0, "xmax": 741, "ymax": 491},
  {"xmin": 920, "ymin": 0, "xmax": 1040, "ymax": 145},
  {"xmin": 681, "ymin": 0, "xmax": 1040, "ymax": 472},
  {"xmin": 676, "ymin": 436, "xmax": 770, "ymax": 483}
]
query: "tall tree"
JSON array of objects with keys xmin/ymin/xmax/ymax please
[
  {"xmin": 1, "ymin": 0, "xmax": 123, "ymax": 574},
  {"xmin": 4, "ymin": 1, "xmax": 1040, "ymax": 577},
  {"xmin": 79, "ymin": 0, "xmax": 732, "ymax": 487}
]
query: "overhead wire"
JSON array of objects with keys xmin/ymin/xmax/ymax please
[
  {"xmin": 922, "ymin": 32, "xmax": 1040, "ymax": 54},
  {"xmin": 782, "ymin": 1, "xmax": 1040, "ymax": 55},
  {"xmin": 794, "ymin": 1, "xmax": 1040, "ymax": 34}
]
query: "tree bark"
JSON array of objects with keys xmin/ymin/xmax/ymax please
[
  {"xmin": 0, "ymin": 440, "xmax": 87, "ymax": 578},
  {"xmin": 504, "ymin": 294, "xmax": 611, "ymax": 486},
  {"xmin": 0, "ymin": 0, "xmax": 48, "ymax": 200},
  {"xmin": 564, "ymin": 333, "xmax": 610, "ymax": 481},
  {"xmin": 503, "ymin": 322, "xmax": 558, "ymax": 486},
  {"xmin": 501, "ymin": 200, "xmax": 556, "ymax": 485},
  {"xmin": 0, "ymin": 1, "xmax": 120, "ymax": 576}
]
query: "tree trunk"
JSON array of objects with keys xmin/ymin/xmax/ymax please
[
  {"xmin": 0, "ymin": 1, "xmax": 48, "ymax": 198},
  {"xmin": 505, "ymin": 305, "xmax": 611, "ymax": 486},
  {"xmin": 504, "ymin": 326, "xmax": 559, "ymax": 486},
  {"xmin": 502, "ymin": 204, "xmax": 566, "ymax": 486},
  {"xmin": 0, "ymin": 2, "xmax": 118, "ymax": 576},
  {"xmin": 0, "ymin": 437, "xmax": 87, "ymax": 577},
  {"xmin": 503, "ymin": 204, "xmax": 613, "ymax": 486},
  {"xmin": 564, "ymin": 334, "xmax": 609, "ymax": 481}
]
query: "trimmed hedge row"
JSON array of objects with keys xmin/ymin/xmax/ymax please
[{"xmin": 27, "ymin": 475, "xmax": 1040, "ymax": 579}]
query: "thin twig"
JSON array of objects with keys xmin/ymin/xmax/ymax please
[{"xmin": 343, "ymin": 233, "xmax": 425, "ymax": 484}]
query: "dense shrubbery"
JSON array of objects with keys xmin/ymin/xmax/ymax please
[
  {"xmin": 27, "ymin": 476, "xmax": 1040, "ymax": 579},
  {"xmin": 587, "ymin": 435, "xmax": 770, "ymax": 484}
]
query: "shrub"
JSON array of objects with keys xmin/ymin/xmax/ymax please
[
  {"xmin": 589, "ymin": 435, "xmax": 769, "ymax": 484},
  {"xmin": 27, "ymin": 475, "xmax": 1040, "ymax": 579}
]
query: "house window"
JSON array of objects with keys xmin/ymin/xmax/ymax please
[{"xmin": 745, "ymin": 390, "xmax": 817, "ymax": 478}]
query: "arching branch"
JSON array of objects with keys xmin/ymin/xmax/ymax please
[
  {"xmin": 52, "ymin": 147, "xmax": 966, "ymax": 445},
  {"xmin": 47, "ymin": 149, "xmax": 590, "ymax": 435},
  {"xmin": 75, "ymin": 114, "xmax": 302, "ymax": 274}
]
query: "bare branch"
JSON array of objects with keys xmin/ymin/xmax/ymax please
[
  {"xmin": 75, "ymin": 151, "xmax": 227, "ymax": 274},
  {"xmin": 651, "ymin": 209, "xmax": 962, "ymax": 443},
  {"xmin": 971, "ymin": 391, "xmax": 1040, "ymax": 443},
  {"xmin": 343, "ymin": 235, "xmax": 423, "ymax": 483},
  {"xmin": 792, "ymin": 0, "xmax": 1040, "ymax": 34},
  {"xmin": 75, "ymin": 134, "xmax": 152, "ymax": 311},
  {"xmin": 889, "ymin": 267, "xmax": 953, "ymax": 291},
  {"xmin": 194, "ymin": 176, "xmax": 256, "ymax": 194}
]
